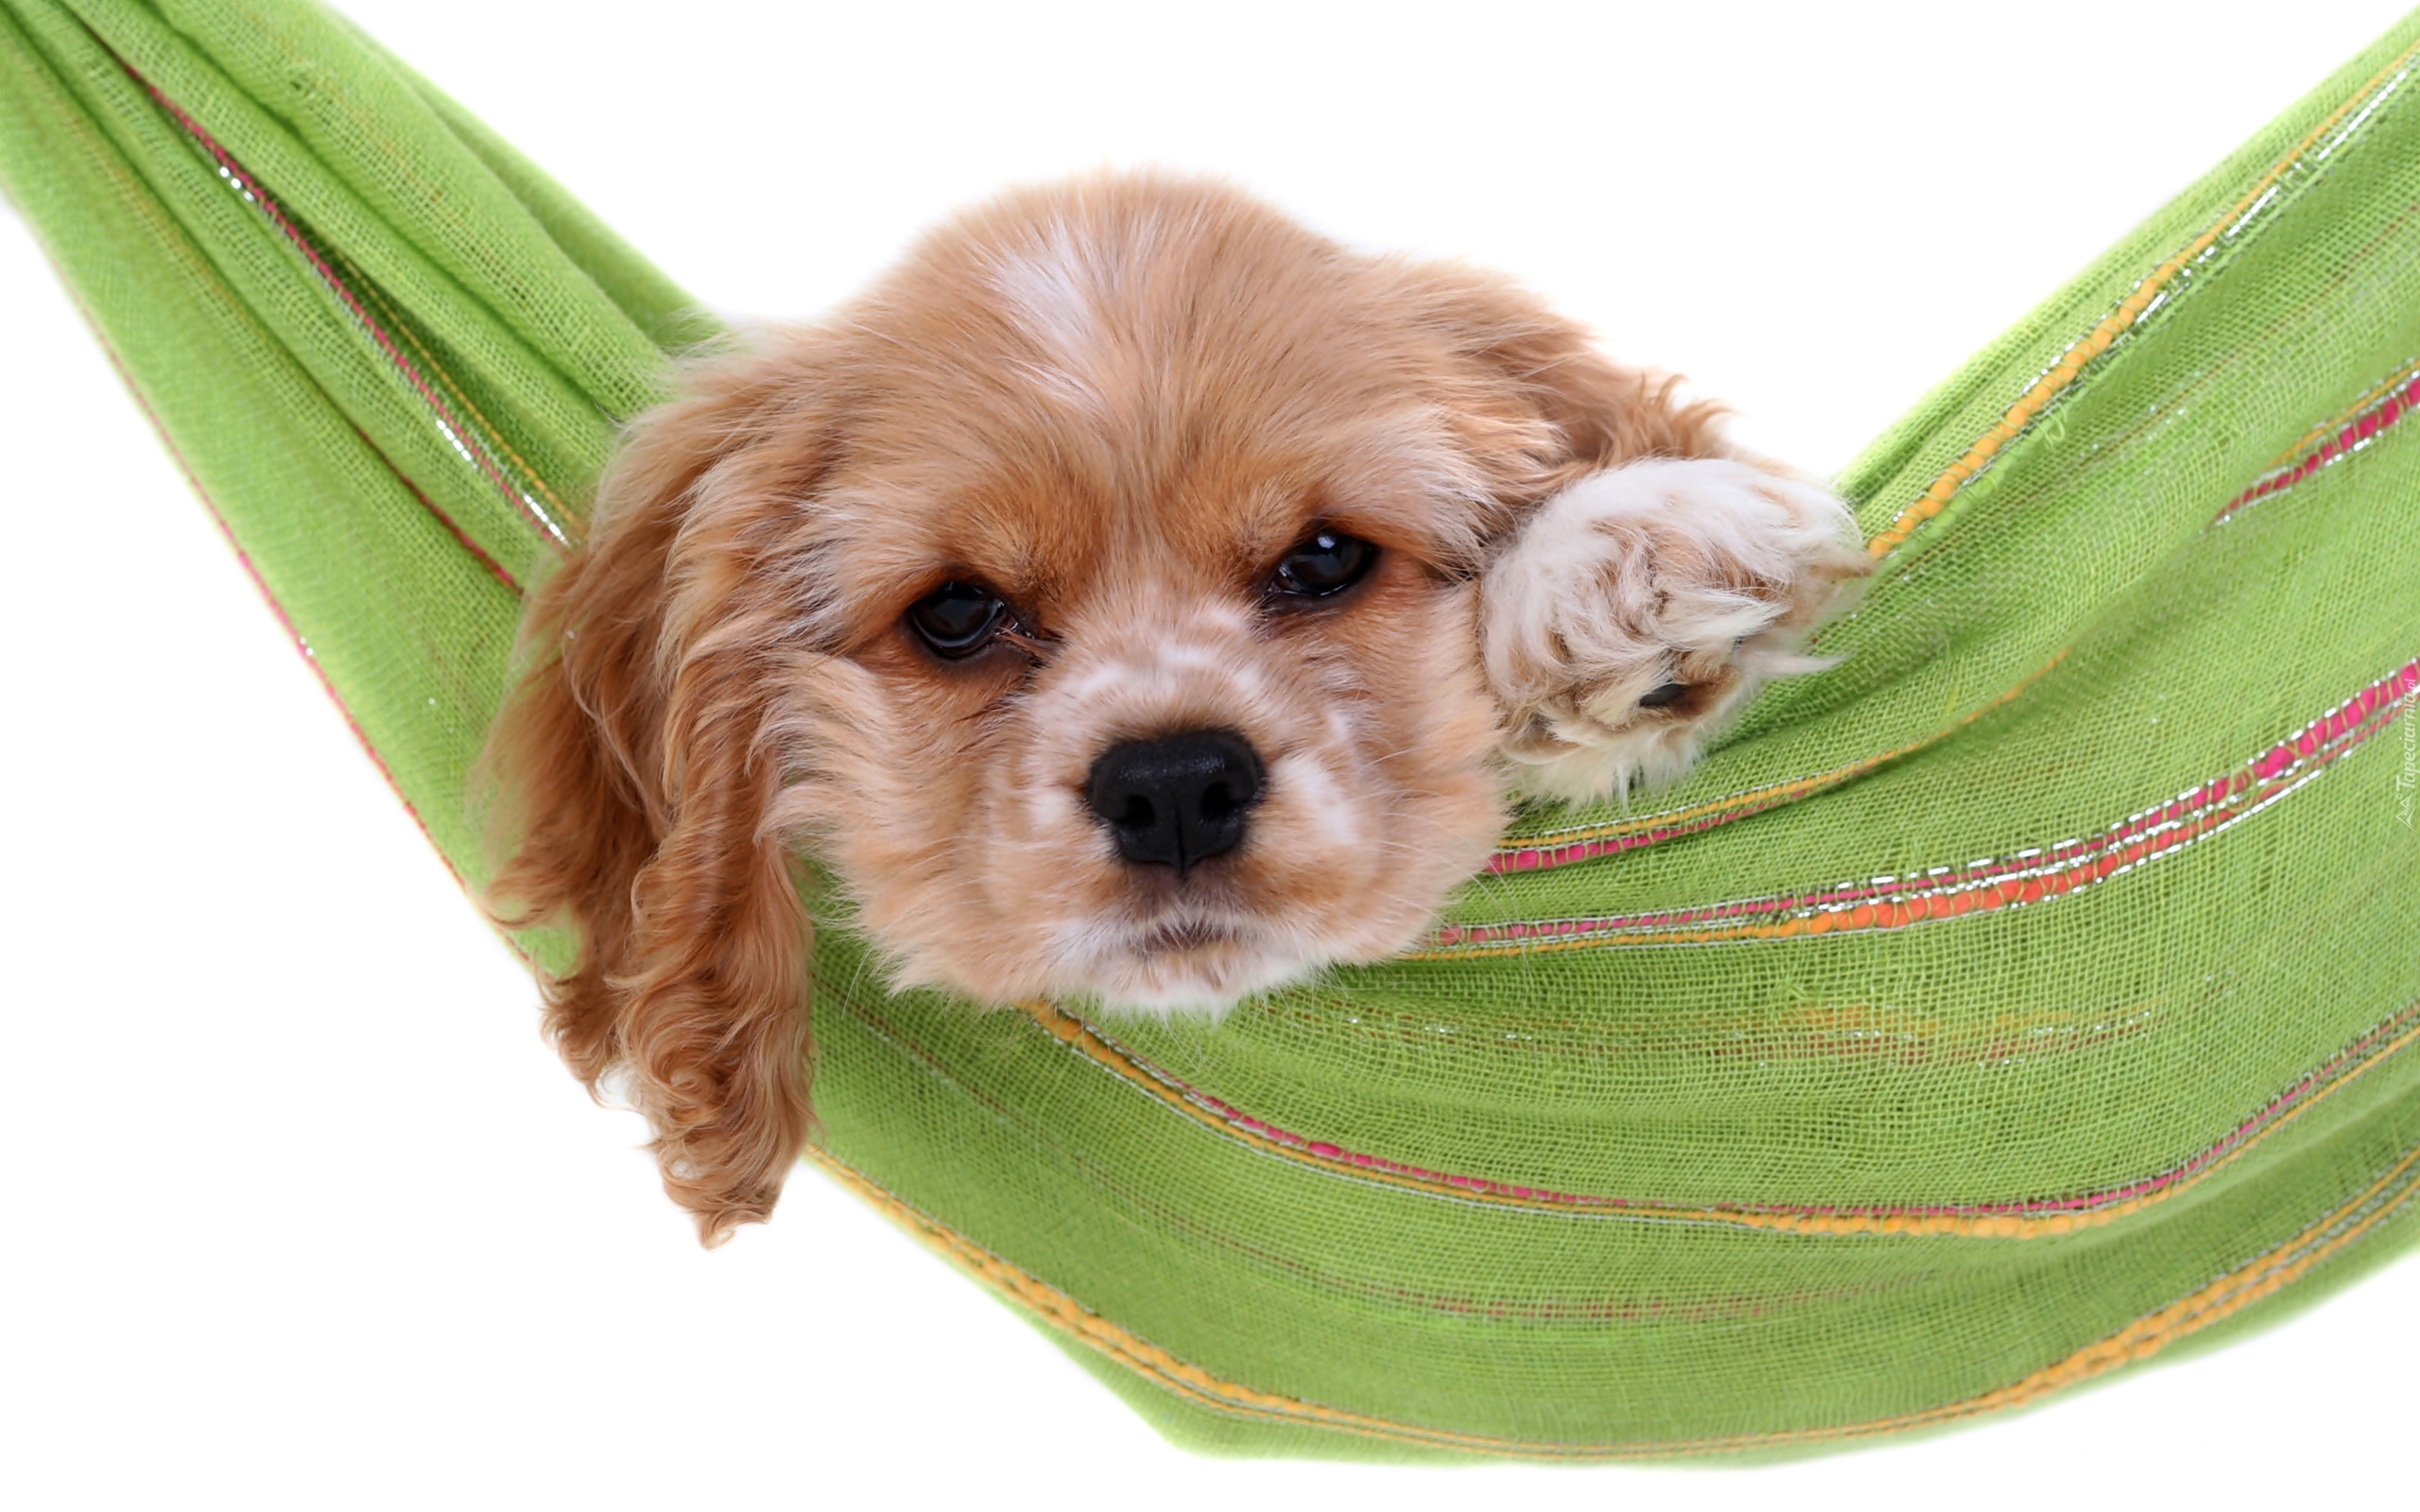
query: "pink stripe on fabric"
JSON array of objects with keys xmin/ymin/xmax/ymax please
[
  {"xmin": 1490, "ymin": 784, "xmax": 1816, "ymax": 874},
  {"xmin": 1438, "ymin": 657, "xmax": 2418, "ymax": 954},
  {"xmin": 1076, "ymin": 993, "xmax": 2420, "ymax": 1226},
  {"xmin": 2217, "ymin": 373, "xmax": 2420, "ymax": 523},
  {"xmin": 355, "ymin": 425, "xmax": 523, "ymax": 593}
]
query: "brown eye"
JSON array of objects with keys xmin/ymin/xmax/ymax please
[
  {"xmin": 907, "ymin": 581, "xmax": 1009, "ymax": 659},
  {"xmin": 1637, "ymin": 680, "xmax": 1691, "ymax": 709},
  {"xmin": 1270, "ymin": 529, "xmax": 1377, "ymax": 600}
]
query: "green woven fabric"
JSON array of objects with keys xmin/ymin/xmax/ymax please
[{"xmin": 8, "ymin": 0, "xmax": 2419, "ymax": 1461}]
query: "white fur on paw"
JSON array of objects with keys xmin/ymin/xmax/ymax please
[{"xmin": 1480, "ymin": 455, "xmax": 1869, "ymax": 803}]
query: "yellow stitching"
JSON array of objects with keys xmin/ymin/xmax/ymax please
[
  {"xmin": 802, "ymin": 1131, "xmax": 2420, "ymax": 1458},
  {"xmin": 1865, "ymin": 37, "xmax": 2420, "ymax": 559}
]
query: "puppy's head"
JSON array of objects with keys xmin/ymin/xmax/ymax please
[{"xmin": 483, "ymin": 175, "xmax": 1721, "ymax": 1240}]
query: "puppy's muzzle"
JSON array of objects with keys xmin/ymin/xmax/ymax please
[{"xmin": 1086, "ymin": 730, "xmax": 1265, "ymax": 872}]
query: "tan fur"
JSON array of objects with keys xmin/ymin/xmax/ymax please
[{"xmin": 480, "ymin": 173, "xmax": 1861, "ymax": 1243}]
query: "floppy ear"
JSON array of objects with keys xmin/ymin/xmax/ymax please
[{"xmin": 480, "ymin": 337, "xmax": 833, "ymax": 1246}]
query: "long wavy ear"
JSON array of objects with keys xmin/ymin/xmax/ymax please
[{"xmin": 480, "ymin": 336, "xmax": 833, "ymax": 1245}]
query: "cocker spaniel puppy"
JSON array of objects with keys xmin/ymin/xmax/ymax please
[{"xmin": 482, "ymin": 174, "xmax": 1867, "ymax": 1241}]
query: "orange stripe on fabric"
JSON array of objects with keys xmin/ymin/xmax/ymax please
[
  {"xmin": 1863, "ymin": 39, "xmax": 2420, "ymax": 559},
  {"xmin": 1018, "ymin": 996, "xmax": 2420, "ymax": 1238},
  {"xmin": 802, "ymin": 1133, "xmax": 2420, "ymax": 1459},
  {"xmin": 1451, "ymin": 654, "xmax": 2411, "ymax": 956}
]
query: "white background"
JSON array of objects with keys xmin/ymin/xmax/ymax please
[{"xmin": 6, "ymin": 2, "xmax": 2417, "ymax": 1506}]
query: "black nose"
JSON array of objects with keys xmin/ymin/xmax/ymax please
[{"xmin": 1085, "ymin": 730, "xmax": 1266, "ymax": 871}]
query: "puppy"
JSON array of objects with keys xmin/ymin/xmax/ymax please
[{"xmin": 481, "ymin": 174, "xmax": 1867, "ymax": 1242}]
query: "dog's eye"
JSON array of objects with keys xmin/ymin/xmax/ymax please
[
  {"xmin": 907, "ymin": 581, "xmax": 1009, "ymax": 659},
  {"xmin": 1637, "ymin": 680, "xmax": 1691, "ymax": 709},
  {"xmin": 1270, "ymin": 529, "xmax": 1377, "ymax": 600}
]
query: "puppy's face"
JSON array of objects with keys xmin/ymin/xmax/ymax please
[
  {"xmin": 766, "ymin": 195, "xmax": 1564, "ymax": 1009},
  {"xmin": 486, "ymin": 175, "xmax": 1752, "ymax": 1237}
]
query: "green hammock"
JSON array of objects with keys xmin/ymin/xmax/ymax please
[{"xmin": 9, "ymin": 0, "xmax": 2420, "ymax": 1462}]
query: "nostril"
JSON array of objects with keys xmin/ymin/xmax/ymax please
[{"xmin": 1085, "ymin": 729, "xmax": 1266, "ymax": 871}]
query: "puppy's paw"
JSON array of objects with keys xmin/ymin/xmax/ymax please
[{"xmin": 1480, "ymin": 455, "xmax": 1869, "ymax": 803}]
